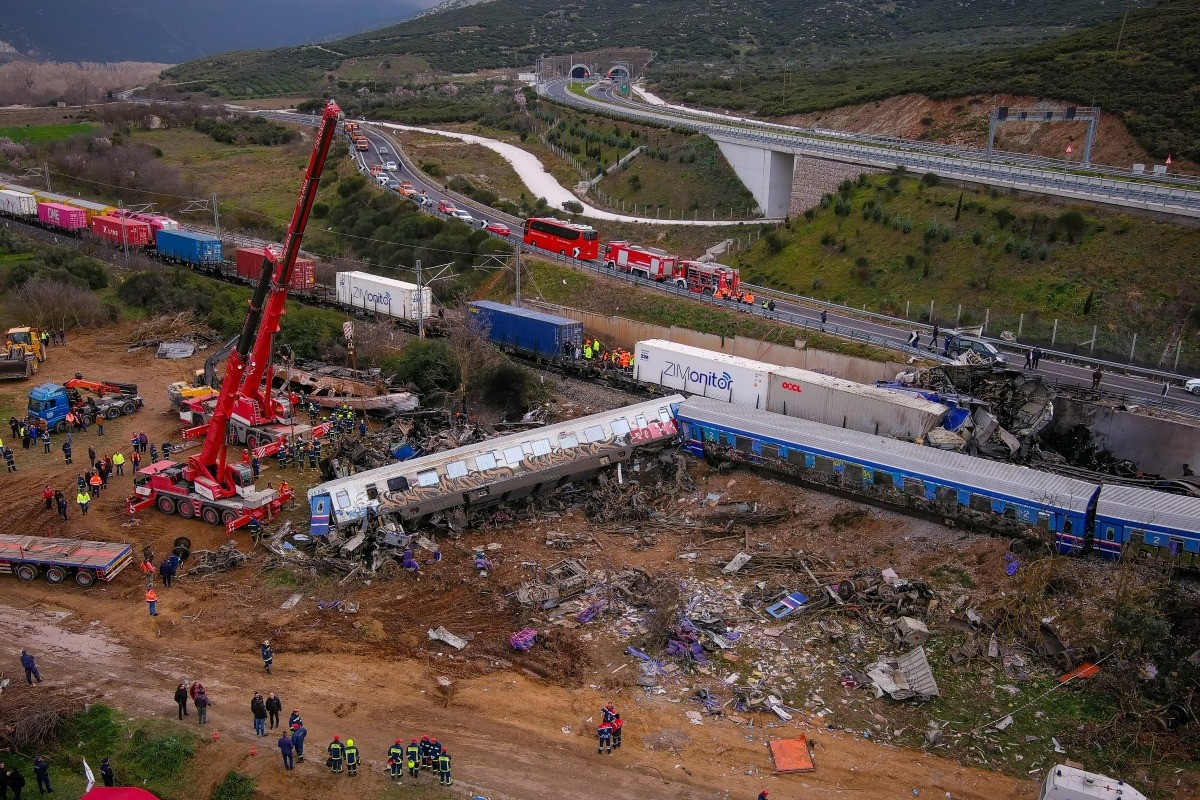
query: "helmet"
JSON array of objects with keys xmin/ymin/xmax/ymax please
[
  {"xmin": 412, "ymin": 738, "xmax": 418, "ymax": 743},
  {"xmin": 432, "ymin": 737, "xmax": 439, "ymax": 743},
  {"xmin": 333, "ymin": 735, "xmax": 340, "ymax": 741},
  {"xmin": 395, "ymin": 739, "xmax": 402, "ymax": 745},
  {"xmin": 421, "ymin": 735, "xmax": 429, "ymax": 741},
  {"xmin": 347, "ymin": 739, "xmax": 354, "ymax": 747}
]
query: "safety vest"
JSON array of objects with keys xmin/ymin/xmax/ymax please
[
  {"xmin": 583, "ymin": 345, "xmax": 593, "ymax": 359},
  {"xmin": 113, "ymin": 453, "xmax": 124, "ymax": 465},
  {"xmin": 77, "ymin": 492, "xmax": 90, "ymax": 505},
  {"xmin": 388, "ymin": 745, "xmax": 404, "ymax": 763},
  {"xmin": 90, "ymin": 474, "xmax": 101, "ymax": 487},
  {"xmin": 437, "ymin": 753, "xmax": 450, "ymax": 771},
  {"xmin": 145, "ymin": 589, "xmax": 157, "ymax": 603},
  {"xmin": 328, "ymin": 741, "xmax": 344, "ymax": 758},
  {"xmin": 344, "ymin": 745, "xmax": 359, "ymax": 764},
  {"xmin": 406, "ymin": 744, "xmax": 419, "ymax": 765}
]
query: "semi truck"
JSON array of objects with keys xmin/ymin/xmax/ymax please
[
  {"xmin": 0, "ymin": 533, "xmax": 133, "ymax": 587},
  {"xmin": 27, "ymin": 376, "xmax": 143, "ymax": 432}
]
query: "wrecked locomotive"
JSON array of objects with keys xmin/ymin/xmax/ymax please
[
  {"xmin": 676, "ymin": 397, "xmax": 1200, "ymax": 568},
  {"xmin": 307, "ymin": 395, "xmax": 685, "ymax": 532}
]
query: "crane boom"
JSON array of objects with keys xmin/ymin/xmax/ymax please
[{"xmin": 192, "ymin": 100, "xmax": 343, "ymax": 476}]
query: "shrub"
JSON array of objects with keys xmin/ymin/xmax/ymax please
[
  {"xmin": 1055, "ymin": 209, "xmax": 1086, "ymax": 243},
  {"xmin": 211, "ymin": 771, "xmax": 256, "ymax": 800},
  {"xmin": 924, "ymin": 222, "xmax": 939, "ymax": 241},
  {"xmin": 920, "ymin": 172, "xmax": 940, "ymax": 186},
  {"xmin": 940, "ymin": 226, "xmax": 952, "ymax": 242},
  {"xmin": 971, "ymin": 230, "xmax": 983, "ymax": 245},
  {"xmin": 1003, "ymin": 236, "xmax": 1016, "ymax": 254}
]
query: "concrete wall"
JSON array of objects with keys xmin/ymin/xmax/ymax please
[
  {"xmin": 791, "ymin": 155, "xmax": 883, "ymax": 214},
  {"xmin": 526, "ymin": 301, "xmax": 909, "ymax": 384},
  {"xmin": 1052, "ymin": 398, "xmax": 1200, "ymax": 477},
  {"xmin": 713, "ymin": 138, "xmax": 795, "ymax": 219}
]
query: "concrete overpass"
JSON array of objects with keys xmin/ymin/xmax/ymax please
[{"xmin": 542, "ymin": 79, "xmax": 1200, "ymax": 220}]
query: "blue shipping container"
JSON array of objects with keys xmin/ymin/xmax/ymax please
[
  {"xmin": 467, "ymin": 301, "xmax": 583, "ymax": 359},
  {"xmin": 155, "ymin": 229, "xmax": 223, "ymax": 266}
]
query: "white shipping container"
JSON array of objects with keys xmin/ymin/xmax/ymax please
[
  {"xmin": 633, "ymin": 339, "xmax": 769, "ymax": 408},
  {"xmin": 767, "ymin": 366, "xmax": 947, "ymax": 440},
  {"xmin": 335, "ymin": 271, "xmax": 434, "ymax": 321},
  {"xmin": 0, "ymin": 189, "xmax": 37, "ymax": 217}
]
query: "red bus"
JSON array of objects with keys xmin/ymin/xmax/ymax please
[{"xmin": 522, "ymin": 217, "xmax": 599, "ymax": 260}]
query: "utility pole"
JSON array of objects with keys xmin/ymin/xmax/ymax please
[
  {"xmin": 514, "ymin": 245, "xmax": 522, "ymax": 307},
  {"xmin": 416, "ymin": 258, "xmax": 425, "ymax": 339},
  {"xmin": 118, "ymin": 200, "xmax": 129, "ymax": 266},
  {"xmin": 44, "ymin": 162, "xmax": 50, "ymax": 191},
  {"xmin": 211, "ymin": 192, "xmax": 220, "ymax": 236}
]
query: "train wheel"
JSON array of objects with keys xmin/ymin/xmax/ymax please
[
  {"xmin": 177, "ymin": 500, "xmax": 196, "ymax": 519},
  {"xmin": 15, "ymin": 563, "xmax": 37, "ymax": 581},
  {"xmin": 201, "ymin": 506, "xmax": 221, "ymax": 526},
  {"xmin": 45, "ymin": 566, "xmax": 66, "ymax": 584},
  {"xmin": 75, "ymin": 570, "xmax": 96, "ymax": 587},
  {"xmin": 172, "ymin": 536, "xmax": 191, "ymax": 561},
  {"xmin": 156, "ymin": 495, "xmax": 177, "ymax": 515}
]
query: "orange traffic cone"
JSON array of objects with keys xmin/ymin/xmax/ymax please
[
  {"xmin": 212, "ymin": 729, "xmax": 219, "ymax": 741},
  {"xmin": 250, "ymin": 744, "xmax": 257, "ymax": 757}
]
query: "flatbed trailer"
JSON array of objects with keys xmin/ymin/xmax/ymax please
[{"xmin": 0, "ymin": 534, "xmax": 133, "ymax": 586}]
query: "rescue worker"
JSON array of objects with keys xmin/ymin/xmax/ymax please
[
  {"xmin": 77, "ymin": 489, "xmax": 91, "ymax": 516},
  {"xmin": 55, "ymin": 490, "xmax": 67, "ymax": 520},
  {"xmin": 3, "ymin": 447, "xmax": 15, "ymax": 472},
  {"xmin": 130, "ymin": 449, "xmax": 140, "ymax": 472},
  {"xmin": 62, "ymin": 438, "xmax": 72, "ymax": 464},
  {"xmin": 112, "ymin": 451, "xmax": 125, "ymax": 476},
  {"xmin": 40, "ymin": 429, "xmax": 50, "ymax": 454},
  {"xmin": 42, "ymin": 485, "xmax": 53, "ymax": 511},
  {"xmin": 306, "ymin": 440, "xmax": 317, "ymax": 470},
  {"xmin": 276, "ymin": 442, "xmax": 288, "ymax": 470},
  {"xmin": 20, "ymin": 650, "xmax": 42, "ymax": 684},
  {"xmin": 387, "ymin": 739, "xmax": 405, "ymax": 781},
  {"xmin": 358, "ymin": 417, "xmax": 367, "ymax": 438},
  {"xmin": 327, "ymin": 736, "xmax": 345, "ymax": 773},
  {"xmin": 344, "ymin": 738, "xmax": 359, "ymax": 777},
  {"xmin": 288, "ymin": 708, "xmax": 303, "ymax": 729},
  {"xmin": 429, "ymin": 738, "xmax": 442, "ymax": 767},
  {"xmin": 251, "ymin": 454, "xmax": 261, "ymax": 481},
  {"xmin": 89, "ymin": 471, "xmax": 101, "ymax": 497},
  {"xmin": 436, "ymin": 749, "xmax": 452, "ymax": 786},
  {"xmin": 405, "ymin": 739, "xmax": 420, "ymax": 778},
  {"xmin": 419, "ymin": 735, "xmax": 432, "ymax": 770},
  {"xmin": 277, "ymin": 731, "xmax": 295, "ymax": 771},
  {"xmin": 612, "ymin": 713, "xmax": 623, "ymax": 748},
  {"xmin": 583, "ymin": 338, "xmax": 593, "ymax": 360},
  {"xmin": 145, "ymin": 586, "xmax": 158, "ymax": 617},
  {"xmin": 160, "ymin": 557, "xmax": 177, "ymax": 587},
  {"xmin": 597, "ymin": 720, "xmax": 613, "ymax": 754},
  {"xmin": 261, "ymin": 640, "xmax": 274, "ymax": 674},
  {"xmin": 290, "ymin": 723, "xmax": 307, "ymax": 763},
  {"xmin": 32, "ymin": 756, "xmax": 49, "ymax": 795},
  {"xmin": 247, "ymin": 517, "xmax": 263, "ymax": 539},
  {"xmin": 601, "ymin": 702, "xmax": 616, "ymax": 724}
]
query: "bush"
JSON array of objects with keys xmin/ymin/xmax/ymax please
[
  {"xmin": 833, "ymin": 198, "xmax": 852, "ymax": 216},
  {"xmin": 920, "ymin": 172, "xmax": 940, "ymax": 187},
  {"xmin": 480, "ymin": 361, "xmax": 550, "ymax": 418},
  {"xmin": 211, "ymin": 771, "xmax": 256, "ymax": 800},
  {"xmin": 971, "ymin": 230, "xmax": 984, "ymax": 245},
  {"xmin": 1055, "ymin": 209, "xmax": 1086, "ymax": 243},
  {"xmin": 380, "ymin": 339, "xmax": 459, "ymax": 397},
  {"xmin": 924, "ymin": 222, "xmax": 939, "ymax": 241}
]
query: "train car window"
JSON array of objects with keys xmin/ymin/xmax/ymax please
[
  {"xmin": 611, "ymin": 419, "xmax": 632, "ymax": 437},
  {"xmin": 844, "ymin": 464, "xmax": 865, "ymax": 484},
  {"xmin": 446, "ymin": 460, "xmax": 468, "ymax": 479},
  {"xmin": 335, "ymin": 490, "xmax": 351, "ymax": 509},
  {"xmin": 873, "ymin": 471, "xmax": 893, "ymax": 488},
  {"xmin": 814, "ymin": 455, "xmax": 835, "ymax": 475},
  {"xmin": 560, "ymin": 434, "xmax": 579, "ymax": 449},
  {"xmin": 968, "ymin": 493, "xmax": 992, "ymax": 512},
  {"xmin": 504, "ymin": 446, "xmax": 525, "ymax": 466},
  {"xmin": 416, "ymin": 470, "xmax": 439, "ymax": 487},
  {"xmin": 1002, "ymin": 505, "xmax": 1017, "ymax": 519},
  {"xmin": 366, "ymin": 484, "xmax": 379, "ymax": 501},
  {"xmin": 787, "ymin": 448, "xmax": 806, "ymax": 466},
  {"xmin": 531, "ymin": 438, "xmax": 552, "ymax": 456},
  {"xmin": 1062, "ymin": 519, "xmax": 1073, "ymax": 534},
  {"xmin": 659, "ymin": 409, "xmax": 673, "ymax": 424},
  {"xmin": 1105, "ymin": 527, "xmax": 1116, "ymax": 542},
  {"xmin": 474, "ymin": 453, "xmax": 497, "ymax": 471},
  {"xmin": 934, "ymin": 485, "xmax": 956, "ymax": 505},
  {"xmin": 386, "ymin": 476, "xmax": 409, "ymax": 492},
  {"xmin": 586, "ymin": 425, "xmax": 605, "ymax": 442},
  {"xmin": 1037, "ymin": 512, "xmax": 1051, "ymax": 530},
  {"xmin": 735, "ymin": 435, "xmax": 753, "ymax": 453},
  {"xmin": 903, "ymin": 477, "xmax": 925, "ymax": 497},
  {"xmin": 761, "ymin": 443, "xmax": 779, "ymax": 460}
]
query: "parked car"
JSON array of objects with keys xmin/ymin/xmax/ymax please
[
  {"xmin": 485, "ymin": 222, "xmax": 512, "ymax": 236},
  {"xmin": 450, "ymin": 209, "xmax": 475, "ymax": 224},
  {"xmin": 1186, "ymin": 377, "xmax": 1200, "ymax": 395},
  {"xmin": 437, "ymin": 200, "xmax": 457, "ymax": 214},
  {"xmin": 944, "ymin": 334, "xmax": 1006, "ymax": 365}
]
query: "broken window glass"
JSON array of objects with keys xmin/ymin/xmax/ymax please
[{"xmin": 416, "ymin": 470, "xmax": 439, "ymax": 487}]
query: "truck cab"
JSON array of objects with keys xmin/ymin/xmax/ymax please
[{"xmin": 28, "ymin": 383, "xmax": 85, "ymax": 432}]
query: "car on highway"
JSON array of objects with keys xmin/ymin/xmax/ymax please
[
  {"xmin": 376, "ymin": 174, "xmax": 389, "ymax": 186},
  {"xmin": 386, "ymin": 179, "xmax": 400, "ymax": 189},
  {"xmin": 383, "ymin": 161, "xmax": 398, "ymax": 171},
  {"xmin": 943, "ymin": 334, "xmax": 1006, "ymax": 365},
  {"xmin": 1186, "ymin": 378, "xmax": 1200, "ymax": 395},
  {"xmin": 415, "ymin": 193, "xmax": 432, "ymax": 206},
  {"xmin": 450, "ymin": 209, "xmax": 475, "ymax": 224},
  {"xmin": 437, "ymin": 200, "xmax": 458, "ymax": 214},
  {"xmin": 485, "ymin": 222, "xmax": 511, "ymax": 236}
]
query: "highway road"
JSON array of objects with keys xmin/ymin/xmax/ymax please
[{"xmin": 544, "ymin": 79, "xmax": 1200, "ymax": 220}]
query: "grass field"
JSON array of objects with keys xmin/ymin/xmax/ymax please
[
  {"xmin": 0, "ymin": 122, "xmax": 97, "ymax": 144},
  {"xmin": 390, "ymin": 130, "xmax": 529, "ymax": 203}
]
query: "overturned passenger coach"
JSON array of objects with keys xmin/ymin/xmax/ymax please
[{"xmin": 307, "ymin": 395, "xmax": 685, "ymax": 532}]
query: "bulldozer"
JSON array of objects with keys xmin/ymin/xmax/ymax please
[{"xmin": 0, "ymin": 326, "xmax": 46, "ymax": 381}]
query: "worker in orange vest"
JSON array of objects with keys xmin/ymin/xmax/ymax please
[{"xmin": 146, "ymin": 586, "xmax": 159, "ymax": 617}]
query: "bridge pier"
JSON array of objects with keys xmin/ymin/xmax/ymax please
[{"xmin": 714, "ymin": 139, "xmax": 795, "ymax": 219}]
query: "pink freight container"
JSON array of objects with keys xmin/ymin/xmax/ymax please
[{"xmin": 38, "ymin": 201, "xmax": 88, "ymax": 231}]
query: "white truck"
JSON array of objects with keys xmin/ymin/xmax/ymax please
[
  {"xmin": 1037, "ymin": 765, "xmax": 1147, "ymax": 800},
  {"xmin": 335, "ymin": 271, "xmax": 434, "ymax": 322}
]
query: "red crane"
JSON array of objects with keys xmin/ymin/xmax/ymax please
[{"xmin": 129, "ymin": 100, "xmax": 344, "ymax": 530}]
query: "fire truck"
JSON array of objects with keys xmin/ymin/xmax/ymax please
[
  {"xmin": 673, "ymin": 261, "xmax": 755, "ymax": 304},
  {"xmin": 603, "ymin": 241, "xmax": 678, "ymax": 281},
  {"xmin": 129, "ymin": 100, "xmax": 344, "ymax": 532}
]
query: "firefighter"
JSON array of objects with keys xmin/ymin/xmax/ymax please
[
  {"xmin": 601, "ymin": 702, "xmax": 616, "ymax": 724},
  {"xmin": 612, "ymin": 713, "xmax": 623, "ymax": 748},
  {"xmin": 306, "ymin": 440, "xmax": 318, "ymax": 470},
  {"xmin": 291, "ymin": 438, "xmax": 305, "ymax": 472},
  {"xmin": 428, "ymin": 737, "xmax": 443, "ymax": 768},
  {"xmin": 276, "ymin": 441, "xmax": 289, "ymax": 469},
  {"xmin": 436, "ymin": 749, "xmax": 452, "ymax": 786},
  {"xmin": 597, "ymin": 720, "xmax": 613, "ymax": 754},
  {"xmin": 327, "ymin": 736, "xmax": 345, "ymax": 773},
  {"xmin": 291, "ymin": 723, "xmax": 307, "ymax": 763},
  {"xmin": 405, "ymin": 739, "xmax": 420, "ymax": 778},
  {"xmin": 344, "ymin": 738, "xmax": 359, "ymax": 777},
  {"xmin": 419, "ymin": 735, "xmax": 432, "ymax": 769},
  {"xmin": 387, "ymin": 739, "xmax": 405, "ymax": 781}
]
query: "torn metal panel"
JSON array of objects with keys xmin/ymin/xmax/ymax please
[
  {"xmin": 156, "ymin": 341, "xmax": 196, "ymax": 359},
  {"xmin": 897, "ymin": 646, "xmax": 940, "ymax": 698},
  {"xmin": 428, "ymin": 626, "xmax": 467, "ymax": 650}
]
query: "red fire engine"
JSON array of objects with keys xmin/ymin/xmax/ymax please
[
  {"xmin": 128, "ymin": 100, "xmax": 343, "ymax": 532},
  {"xmin": 673, "ymin": 261, "xmax": 755, "ymax": 304},
  {"xmin": 603, "ymin": 241, "xmax": 678, "ymax": 281}
]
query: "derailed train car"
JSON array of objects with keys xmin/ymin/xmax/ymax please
[{"xmin": 308, "ymin": 395, "xmax": 685, "ymax": 533}]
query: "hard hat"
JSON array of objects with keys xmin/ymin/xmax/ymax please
[
  {"xmin": 395, "ymin": 739, "xmax": 402, "ymax": 745},
  {"xmin": 412, "ymin": 738, "xmax": 418, "ymax": 743},
  {"xmin": 333, "ymin": 735, "xmax": 340, "ymax": 741},
  {"xmin": 346, "ymin": 739, "xmax": 354, "ymax": 746}
]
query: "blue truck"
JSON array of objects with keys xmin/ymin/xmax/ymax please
[
  {"xmin": 466, "ymin": 301, "xmax": 583, "ymax": 360},
  {"xmin": 28, "ymin": 377, "xmax": 143, "ymax": 433},
  {"xmin": 155, "ymin": 229, "xmax": 223, "ymax": 267}
]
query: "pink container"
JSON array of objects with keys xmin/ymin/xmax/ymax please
[{"xmin": 38, "ymin": 202, "xmax": 88, "ymax": 231}]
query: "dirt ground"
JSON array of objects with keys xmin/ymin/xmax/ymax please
[{"xmin": 0, "ymin": 325, "xmax": 1173, "ymax": 800}]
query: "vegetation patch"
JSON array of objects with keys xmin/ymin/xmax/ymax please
[{"xmin": 0, "ymin": 122, "xmax": 97, "ymax": 145}]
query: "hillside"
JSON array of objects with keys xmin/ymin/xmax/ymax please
[
  {"xmin": 161, "ymin": 0, "xmax": 1140, "ymax": 94},
  {"xmin": 0, "ymin": 0, "xmax": 438, "ymax": 63}
]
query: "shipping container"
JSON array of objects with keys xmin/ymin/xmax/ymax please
[
  {"xmin": 466, "ymin": 300, "xmax": 583, "ymax": 359},
  {"xmin": 766, "ymin": 366, "xmax": 947, "ymax": 440},
  {"xmin": 60, "ymin": 196, "xmax": 115, "ymax": 223},
  {"xmin": 633, "ymin": 339, "xmax": 770, "ymax": 407},
  {"xmin": 335, "ymin": 271, "xmax": 433, "ymax": 321},
  {"xmin": 91, "ymin": 214, "xmax": 152, "ymax": 248},
  {"xmin": 155, "ymin": 229, "xmax": 223, "ymax": 266},
  {"xmin": 37, "ymin": 201, "xmax": 88, "ymax": 231},
  {"xmin": 0, "ymin": 189, "xmax": 37, "ymax": 217},
  {"xmin": 236, "ymin": 246, "xmax": 316, "ymax": 289}
]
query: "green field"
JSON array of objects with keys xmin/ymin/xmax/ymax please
[{"xmin": 0, "ymin": 122, "xmax": 97, "ymax": 144}]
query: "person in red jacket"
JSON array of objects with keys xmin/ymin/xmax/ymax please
[
  {"xmin": 757, "ymin": 792, "xmax": 769, "ymax": 800},
  {"xmin": 597, "ymin": 720, "xmax": 613, "ymax": 754},
  {"xmin": 42, "ymin": 485, "xmax": 54, "ymax": 511},
  {"xmin": 611, "ymin": 714, "xmax": 623, "ymax": 749}
]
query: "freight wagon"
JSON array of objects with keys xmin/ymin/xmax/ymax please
[
  {"xmin": 0, "ymin": 533, "xmax": 133, "ymax": 586},
  {"xmin": 38, "ymin": 201, "xmax": 88, "ymax": 231},
  {"xmin": 91, "ymin": 214, "xmax": 152, "ymax": 248},
  {"xmin": 155, "ymin": 229, "xmax": 223, "ymax": 266},
  {"xmin": 467, "ymin": 301, "xmax": 583, "ymax": 360},
  {"xmin": 236, "ymin": 246, "xmax": 315, "ymax": 289},
  {"xmin": 633, "ymin": 339, "xmax": 947, "ymax": 440},
  {"xmin": 335, "ymin": 271, "xmax": 433, "ymax": 322},
  {"xmin": 0, "ymin": 189, "xmax": 37, "ymax": 217}
]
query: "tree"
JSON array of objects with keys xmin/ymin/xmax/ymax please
[
  {"xmin": 446, "ymin": 315, "xmax": 504, "ymax": 415},
  {"xmin": 1056, "ymin": 209, "xmax": 1086, "ymax": 243}
]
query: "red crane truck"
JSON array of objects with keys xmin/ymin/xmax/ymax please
[
  {"xmin": 603, "ymin": 241, "xmax": 678, "ymax": 281},
  {"xmin": 128, "ymin": 99, "xmax": 344, "ymax": 532},
  {"xmin": 0, "ymin": 533, "xmax": 133, "ymax": 587}
]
